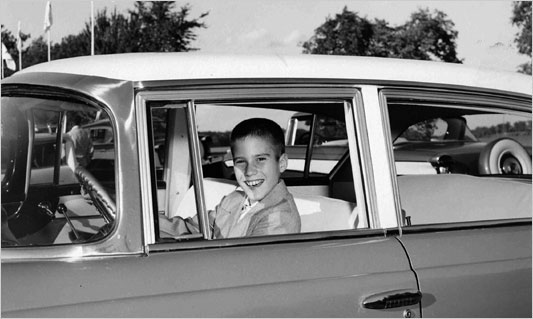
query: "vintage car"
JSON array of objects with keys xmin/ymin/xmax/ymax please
[{"xmin": 1, "ymin": 53, "xmax": 531, "ymax": 317}]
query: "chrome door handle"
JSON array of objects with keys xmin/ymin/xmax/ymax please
[{"xmin": 363, "ymin": 289, "xmax": 422, "ymax": 309}]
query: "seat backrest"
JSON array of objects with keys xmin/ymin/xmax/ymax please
[
  {"xmin": 172, "ymin": 178, "xmax": 237, "ymax": 219},
  {"xmin": 295, "ymin": 194, "xmax": 357, "ymax": 232},
  {"xmin": 398, "ymin": 174, "xmax": 532, "ymax": 225},
  {"xmin": 173, "ymin": 178, "xmax": 360, "ymax": 232}
]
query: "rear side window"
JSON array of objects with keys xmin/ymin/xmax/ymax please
[
  {"xmin": 1, "ymin": 96, "xmax": 116, "ymax": 247},
  {"xmin": 384, "ymin": 90, "xmax": 532, "ymax": 226}
]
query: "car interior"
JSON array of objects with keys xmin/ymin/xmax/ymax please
[{"xmin": 1, "ymin": 97, "xmax": 113, "ymax": 247}]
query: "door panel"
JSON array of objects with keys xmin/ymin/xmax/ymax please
[
  {"xmin": 399, "ymin": 224, "xmax": 532, "ymax": 317},
  {"xmin": 2, "ymin": 236, "xmax": 418, "ymax": 317}
]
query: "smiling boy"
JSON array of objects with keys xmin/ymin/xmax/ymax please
[{"xmin": 160, "ymin": 117, "xmax": 301, "ymax": 238}]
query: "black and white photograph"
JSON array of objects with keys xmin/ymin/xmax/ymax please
[{"xmin": 1, "ymin": 0, "xmax": 531, "ymax": 317}]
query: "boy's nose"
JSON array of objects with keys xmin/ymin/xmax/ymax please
[{"xmin": 245, "ymin": 163, "xmax": 257, "ymax": 176}]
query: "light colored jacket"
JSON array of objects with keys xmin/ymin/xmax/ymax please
[
  {"xmin": 160, "ymin": 180, "xmax": 301, "ymax": 239},
  {"xmin": 212, "ymin": 180, "xmax": 301, "ymax": 238}
]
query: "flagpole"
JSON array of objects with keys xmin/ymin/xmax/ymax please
[
  {"xmin": 1, "ymin": 48, "xmax": 4, "ymax": 79},
  {"xmin": 44, "ymin": 1, "xmax": 52, "ymax": 61},
  {"xmin": 47, "ymin": 30, "xmax": 51, "ymax": 61},
  {"xmin": 91, "ymin": 1, "xmax": 94, "ymax": 55}
]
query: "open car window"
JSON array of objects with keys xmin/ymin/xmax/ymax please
[
  {"xmin": 148, "ymin": 98, "xmax": 368, "ymax": 243},
  {"xmin": 384, "ymin": 90, "xmax": 532, "ymax": 226},
  {"xmin": 1, "ymin": 96, "xmax": 116, "ymax": 247}
]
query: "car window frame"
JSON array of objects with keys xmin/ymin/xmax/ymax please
[
  {"xmin": 136, "ymin": 84, "xmax": 392, "ymax": 251},
  {"xmin": 380, "ymin": 86, "xmax": 532, "ymax": 232},
  {"xmin": 1, "ymin": 85, "xmax": 128, "ymax": 262}
]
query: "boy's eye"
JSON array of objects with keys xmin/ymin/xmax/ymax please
[{"xmin": 257, "ymin": 157, "xmax": 267, "ymax": 162}]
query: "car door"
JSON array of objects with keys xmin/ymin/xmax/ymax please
[
  {"xmin": 127, "ymin": 83, "xmax": 421, "ymax": 317},
  {"xmin": 384, "ymin": 88, "xmax": 532, "ymax": 317},
  {"xmin": 2, "ymin": 81, "xmax": 420, "ymax": 317}
]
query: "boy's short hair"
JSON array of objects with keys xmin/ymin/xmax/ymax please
[{"xmin": 230, "ymin": 118, "xmax": 286, "ymax": 157}]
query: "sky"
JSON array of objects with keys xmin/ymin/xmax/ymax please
[{"xmin": 0, "ymin": 0, "xmax": 531, "ymax": 73}]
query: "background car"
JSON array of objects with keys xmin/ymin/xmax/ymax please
[{"xmin": 1, "ymin": 53, "xmax": 531, "ymax": 317}]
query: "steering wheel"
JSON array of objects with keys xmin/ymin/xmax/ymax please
[
  {"xmin": 478, "ymin": 138, "xmax": 532, "ymax": 175},
  {"xmin": 74, "ymin": 166, "xmax": 116, "ymax": 231}
]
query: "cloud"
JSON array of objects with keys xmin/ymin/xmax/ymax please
[
  {"xmin": 221, "ymin": 28, "xmax": 305, "ymax": 54},
  {"xmin": 267, "ymin": 30, "xmax": 306, "ymax": 51},
  {"xmin": 241, "ymin": 28, "xmax": 269, "ymax": 41},
  {"xmin": 282, "ymin": 30, "xmax": 304, "ymax": 45}
]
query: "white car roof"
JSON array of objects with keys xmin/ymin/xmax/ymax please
[{"xmin": 16, "ymin": 53, "xmax": 532, "ymax": 95}]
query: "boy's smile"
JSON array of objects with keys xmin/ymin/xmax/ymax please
[
  {"xmin": 244, "ymin": 179, "xmax": 264, "ymax": 187},
  {"xmin": 232, "ymin": 136, "xmax": 288, "ymax": 203}
]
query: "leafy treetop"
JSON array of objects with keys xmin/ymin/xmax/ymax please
[{"xmin": 301, "ymin": 6, "xmax": 461, "ymax": 63}]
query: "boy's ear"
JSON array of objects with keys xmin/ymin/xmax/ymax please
[{"xmin": 278, "ymin": 153, "xmax": 288, "ymax": 173}]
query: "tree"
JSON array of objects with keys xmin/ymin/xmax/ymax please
[
  {"xmin": 127, "ymin": 1, "xmax": 208, "ymax": 52},
  {"xmin": 392, "ymin": 9, "xmax": 460, "ymax": 62},
  {"xmin": 301, "ymin": 7, "xmax": 375, "ymax": 56},
  {"xmin": 1, "ymin": 25, "xmax": 30, "ymax": 77},
  {"xmin": 5, "ymin": 1, "xmax": 208, "ymax": 73},
  {"xmin": 511, "ymin": 1, "xmax": 532, "ymax": 74},
  {"xmin": 21, "ymin": 36, "xmax": 48, "ymax": 68},
  {"xmin": 51, "ymin": 8, "xmax": 131, "ymax": 58},
  {"xmin": 302, "ymin": 6, "xmax": 461, "ymax": 63}
]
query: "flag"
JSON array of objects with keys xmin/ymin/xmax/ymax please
[
  {"xmin": 17, "ymin": 21, "xmax": 22, "ymax": 53},
  {"xmin": 44, "ymin": 1, "xmax": 53, "ymax": 32},
  {"xmin": 2, "ymin": 42, "xmax": 17, "ymax": 71}
]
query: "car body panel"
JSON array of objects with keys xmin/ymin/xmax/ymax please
[
  {"xmin": 2, "ymin": 235, "xmax": 418, "ymax": 317},
  {"xmin": 398, "ymin": 224, "xmax": 532, "ymax": 317}
]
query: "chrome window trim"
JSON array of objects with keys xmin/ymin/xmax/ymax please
[
  {"xmin": 386, "ymin": 101, "xmax": 531, "ymax": 119},
  {"xmin": 135, "ymin": 93, "xmax": 157, "ymax": 245},
  {"xmin": 135, "ymin": 86, "xmax": 358, "ymax": 100},
  {"xmin": 135, "ymin": 95, "xmax": 212, "ymax": 244},
  {"xmin": 133, "ymin": 78, "xmax": 532, "ymax": 100},
  {"xmin": 148, "ymin": 227, "xmax": 392, "ymax": 253},
  {"xmin": 346, "ymin": 94, "xmax": 374, "ymax": 229},
  {"xmin": 381, "ymin": 87, "xmax": 531, "ymax": 112},
  {"xmin": 344, "ymin": 100, "xmax": 368, "ymax": 228},
  {"xmin": 1, "ymin": 89, "xmax": 141, "ymax": 263},
  {"xmin": 185, "ymin": 101, "xmax": 210, "ymax": 239},
  {"xmin": 138, "ymin": 84, "xmax": 387, "ymax": 249},
  {"xmin": 398, "ymin": 218, "xmax": 532, "ymax": 234},
  {"xmin": 135, "ymin": 94, "xmax": 211, "ymax": 245}
]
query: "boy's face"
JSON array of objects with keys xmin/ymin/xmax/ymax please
[{"xmin": 232, "ymin": 136, "xmax": 287, "ymax": 203}]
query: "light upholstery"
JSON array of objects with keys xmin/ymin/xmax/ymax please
[
  {"xmin": 398, "ymin": 174, "xmax": 532, "ymax": 225},
  {"xmin": 174, "ymin": 178, "xmax": 359, "ymax": 233}
]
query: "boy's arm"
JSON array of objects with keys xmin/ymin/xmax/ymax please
[
  {"xmin": 158, "ymin": 211, "xmax": 217, "ymax": 238},
  {"xmin": 158, "ymin": 214, "xmax": 200, "ymax": 237}
]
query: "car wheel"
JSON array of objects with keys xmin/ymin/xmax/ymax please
[{"xmin": 478, "ymin": 138, "xmax": 532, "ymax": 175}]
